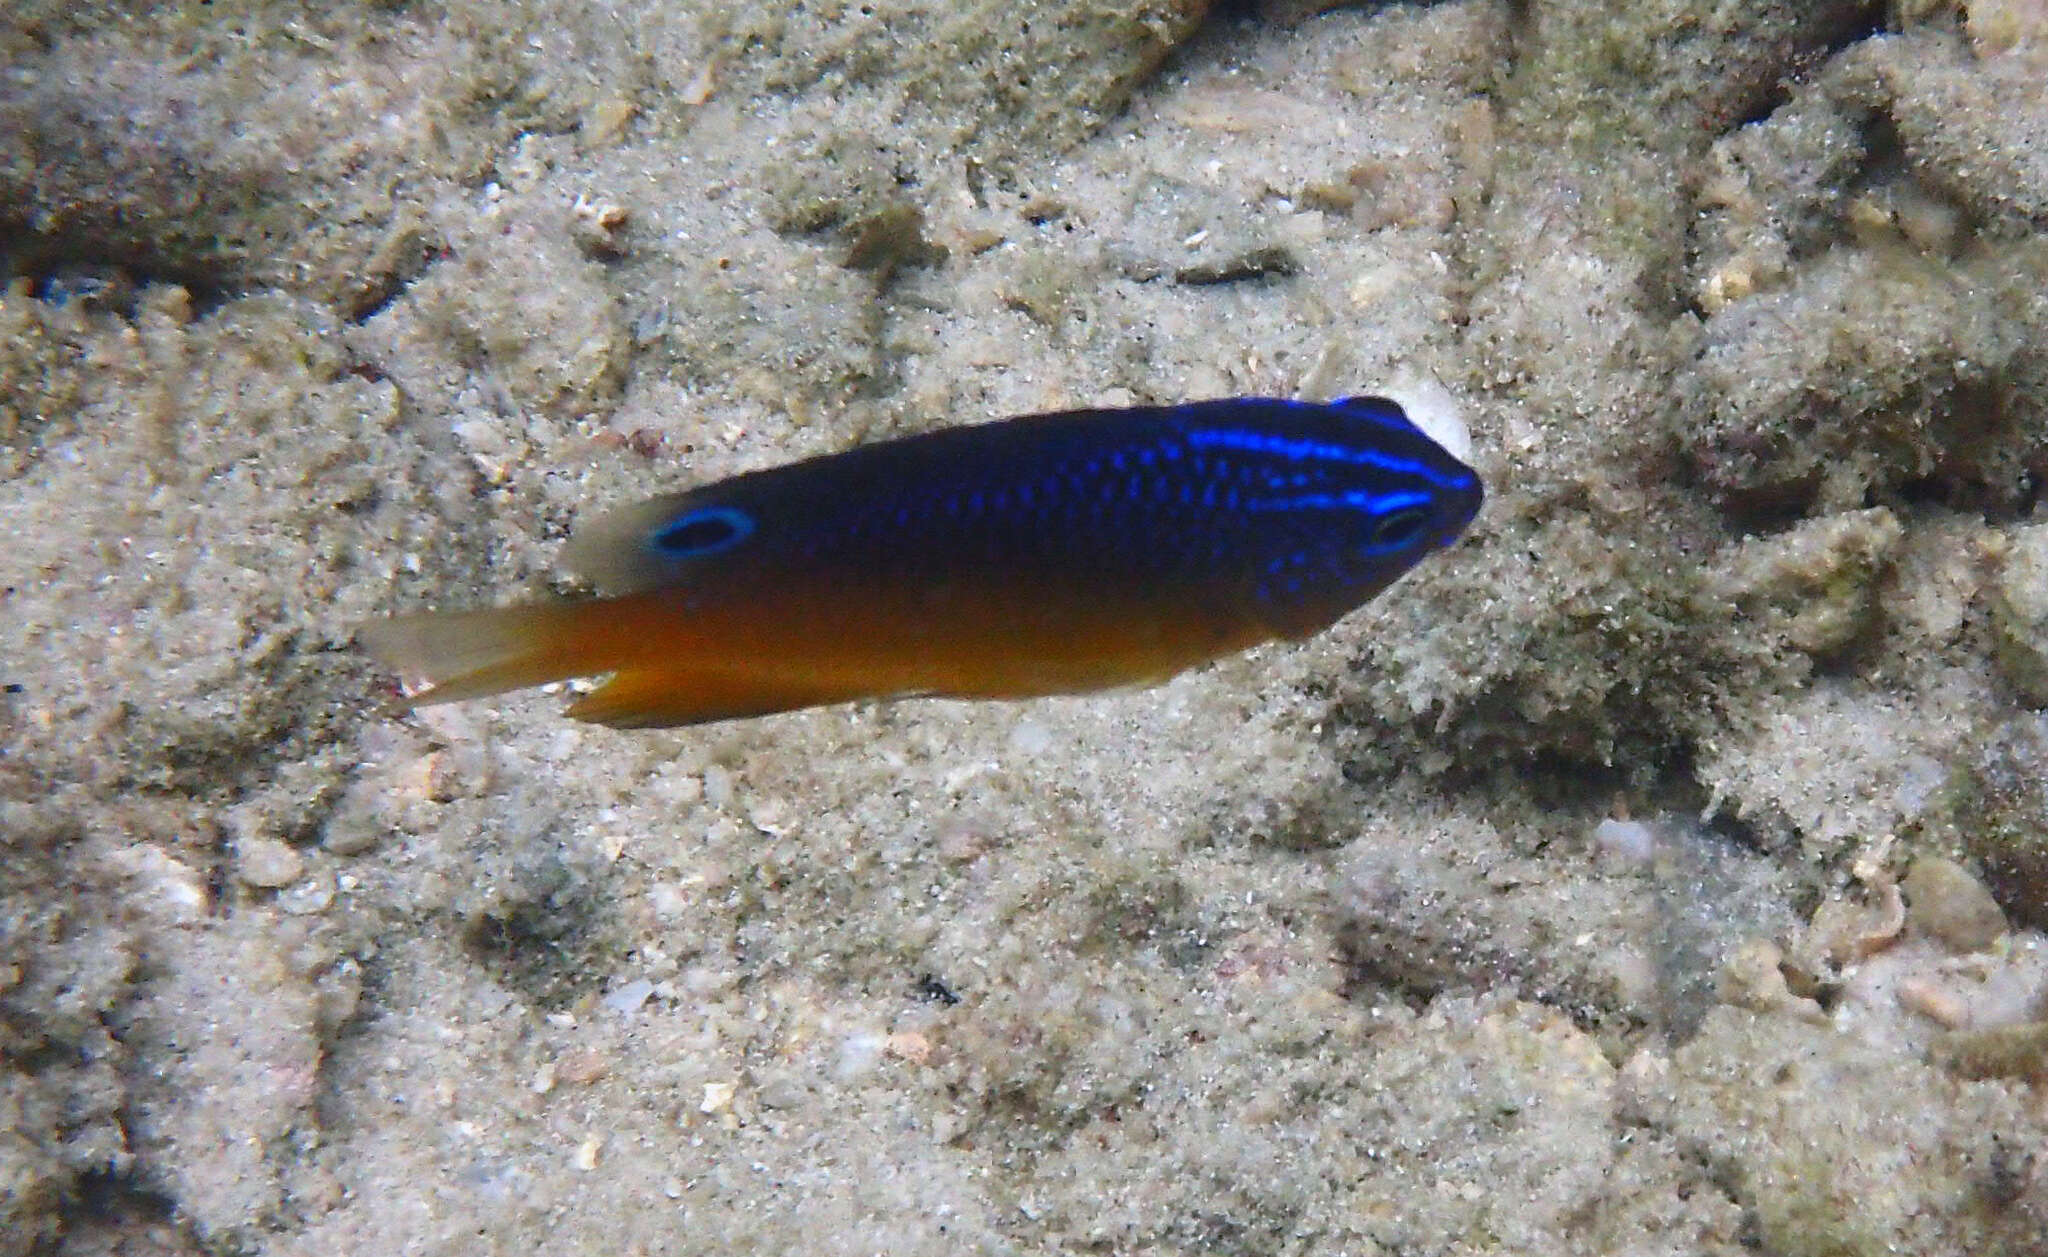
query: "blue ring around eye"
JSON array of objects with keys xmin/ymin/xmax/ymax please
[{"xmin": 649, "ymin": 505, "xmax": 756, "ymax": 558}]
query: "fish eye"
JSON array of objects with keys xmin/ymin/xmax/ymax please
[
  {"xmin": 1365, "ymin": 505, "xmax": 1432, "ymax": 553},
  {"xmin": 650, "ymin": 505, "xmax": 755, "ymax": 557}
]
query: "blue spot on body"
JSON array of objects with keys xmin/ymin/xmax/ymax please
[{"xmin": 650, "ymin": 505, "xmax": 755, "ymax": 558}]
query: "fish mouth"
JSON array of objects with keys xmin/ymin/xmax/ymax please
[{"xmin": 1437, "ymin": 480, "xmax": 1485, "ymax": 546}]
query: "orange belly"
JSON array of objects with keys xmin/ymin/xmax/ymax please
[{"xmin": 534, "ymin": 582, "xmax": 1276, "ymax": 727}]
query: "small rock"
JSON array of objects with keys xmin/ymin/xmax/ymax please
[
  {"xmin": 102, "ymin": 844, "xmax": 209, "ymax": 921},
  {"xmin": 1796, "ymin": 875, "xmax": 1905, "ymax": 971},
  {"xmin": 1896, "ymin": 975, "xmax": 1971, "ymax": 1030},
  {"xmin": 1710, "ymin": 508, "xmax": 1904, "ymax": 658},
  {"xmin": 1173, "ymin": 241, "xmax": 1299, "ymax": 286},
  {"xmin": 1903, "ymin": 856, "xmax": 2007, "ymax": 952},
  {"xmin": 237, "ymin": 838, "xmax": 304, "ymax": 889},
  {"xmin": 570, "ymin": 194, "xmax": 630, "ymax": 259},
  {"xmin": 1717, "ymin": 939, "xmax": 1827, "ymax": 1025},
  {"xmin": 1968, "ymin": 0, "xmax": 2048, "ymax": 62},
  {"xmin": 320, "ymin": 769, "xmax": 406, "ymax": 855},
  {"xmin": 842, "ymin": 203, "xmax": 945, "ymax": 279},
  {"xmin": 556, "ymin": 1048, "xmax": 608, "ymax": 1085},
  {"xmin": 885, "ymin": 1031, "xmax": 933, "ymax": 1065},
  {"xmin": 753, "ymin": 1071, "xmax": 809, "ymax": 1110}
]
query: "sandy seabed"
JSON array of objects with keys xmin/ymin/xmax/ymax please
[{"xmin": 7, "ymin": 1, "xmax": 2048, "ymax": 1253}]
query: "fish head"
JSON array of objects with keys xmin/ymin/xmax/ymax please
[{"xmin": 1324, "ymin": 394, "xmax": 1484, "ymax": 562}]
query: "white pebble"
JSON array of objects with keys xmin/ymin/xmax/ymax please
[
  {"xmin": 702, "ymin": 765, "xmax": 734, "ymax": 810},
  {"xmin": 699, "ymin": 1081, "xmax": 736, "ymax": 1113},
  {"xmin": 278, "ymin": 873, "xmax": 335, "ymax": 915},
  {"xmin": 836, "ymin": 1030, "xmax": 887, "ymax": 1079},
  {"xmin": 1008, "ymin": 720, "xmax": 1054, "ymax": 755},
  {"xmin": 603, "ymin": 978, "xmax": 655, "ymax": 1016},
  {"xmin": 1592, "ymin": 818, "xmax": 1658, "ymax": 865}
]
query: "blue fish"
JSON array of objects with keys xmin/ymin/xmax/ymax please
[{"xmin": 359, "ymin": 396, "xmax": 1483, "ymax": 727}]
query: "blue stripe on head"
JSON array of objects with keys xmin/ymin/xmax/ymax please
[
  {"xmin": 1182, "ymin": 427, "xmax": 1464, "ymax": 489},
  {"xmin": 1254, "ymin": 489, "xmax": 1435, "ymax": 514},
  {"xmin": 649, "ymin": 504, "xmax": 755, "ymax": 558},
  {"xmin": 1331, "ymin": 395, "xmax": 1423, "ymax": 434}
]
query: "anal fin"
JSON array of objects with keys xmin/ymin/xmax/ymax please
[{"xmin": 564, "ymin": 667, "xmax": 887, "ymax": 729}]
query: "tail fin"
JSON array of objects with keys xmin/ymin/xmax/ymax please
[
  {"xmin": 356, "ymin": 599, "xmax": 623, "ymax": 707},
  {"xmin": 361, "ymin": 601, "xmax": 887, "ymax": 728}
]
